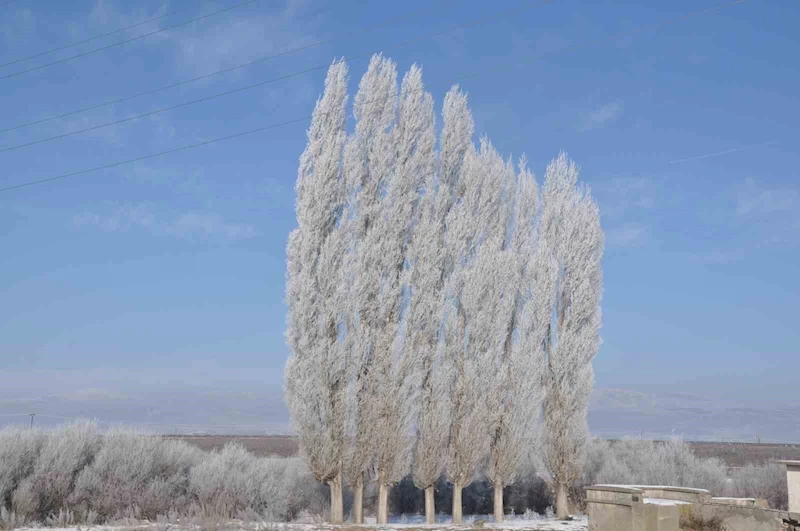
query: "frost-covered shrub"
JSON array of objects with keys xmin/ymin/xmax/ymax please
[
  {"xmin": 725, "ymin": 463, "xmax": 788, "ymax": 510},
  {"xmin": 281, "ymin": 457, "xmax": 328, "ymax": 520},
  {"xmin": 188, "ymin": 442, "xmax": 307, "ymax": 521},
  {"xmin": 581, "ymin": 438, "xmax": 727, "ymax": 494},
  {"xmin": 70, "ymin": 428, "xmax": 203, "ymax": 519},
  {"xmin": 0, "ymin": 427, "xmax": 46, "ymax": 509},
  {"xmin": 12, "ymin": 420, "xmax": 100, "ymax": 519},
  {"xmin": 0, "ymin": 422, "xmax": 326, "ymax": 524}
]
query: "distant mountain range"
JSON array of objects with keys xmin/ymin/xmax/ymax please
[
  {"xmin": 588, "ymin": 388, "xmax": 800, "ymax": 443},
  {"xmin": 1, "ymin": 385, "xmax": 798, "ymax": 442}
]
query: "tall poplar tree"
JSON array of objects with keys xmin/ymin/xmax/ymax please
[
  {"xmin": 284, "ymin": 60, "xmax": 350, "ymax": 524},
  {"xmin": 404, "ymin": 86, "xmax": 473, "ymax": 524},
  {"xmin": 540, "ymin": 153, "xmax": 604, "ymax": 520}
]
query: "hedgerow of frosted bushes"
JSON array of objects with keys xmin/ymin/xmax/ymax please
[
  {"xmin": 0, "ymin": 421, "xmax": 327, "ymax": 527},
  {"xmin": 0, "ymin": 422, "xmax": 789, "ymax": 527}
]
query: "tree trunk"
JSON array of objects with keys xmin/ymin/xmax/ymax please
[
  {"xmin": 555, "ymin": 480, "xmax": 569, "ymax": 520},
  {"xmin": 328, "ymin": 471, "xmax": 344, "ymax": 524},
  {"xmin": 377, "ymin": 480, "xmax": 390, "ymax": 524},
  {"xmin": 424, "ymin": 485, "xmax": 435, "ymax": 524},
  {"xmin": 452, "ymin": 481, "xmax": 463, "ymax": 524},
  {"xmin": 353, "ymin": 473, "xmax": 364, "ymax": 524},
  {"xmin": 493, "ymin": 482, "xmax": 504, "ymax": 522}
]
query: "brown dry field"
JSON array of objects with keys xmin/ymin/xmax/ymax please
[
  {"xmin": 164, "ymin": 435, "xmax": 800, "ymax": 467},
  {"xmin": 164, "ymin": 434, "xmax": 299, "ymax": 457},
  {"xmin": 684, "ymin": 440, "xmax": 800, "ymax": 467}
]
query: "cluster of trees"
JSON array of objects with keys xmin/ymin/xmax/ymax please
[{"xmin": 284, "ymin": 55, "xmax": 604, "ymax": 524}]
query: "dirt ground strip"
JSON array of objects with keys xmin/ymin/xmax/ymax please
[{"xmin": 164, "ymin": 435, "xmax": 800, "ymax": 467}]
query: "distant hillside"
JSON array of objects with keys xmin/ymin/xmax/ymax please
[
  {"xmin": 2, "ymin": 385, "xmax": 798, "ymax": 443},
  {"xmin": 588, "ymin": 388, "xmax": 800, "ymax": 443}
]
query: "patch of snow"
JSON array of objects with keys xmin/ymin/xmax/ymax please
[
  {"xmin": 18, "ymin": 517, "xmax": 589, "ymax": 531},
  {"xmin": 643, "ymin": 498, "xmax": 691, "ymax": 506},
  {"xmin": 592, "ymin": 484, "xmax": 711, "ymax": 495}
]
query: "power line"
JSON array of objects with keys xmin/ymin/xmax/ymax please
[
  {"xmin": 0, "ymin": 0, "xmax": 439, "ymax": 135},
  {"xmin": 0, "ymin": 0, "xmax": 746, "ymax": 194},
  {"xmin": 2, "ymin": 0, "xmax": 348, "ymax": 70},
  {"xmin": 0, "ymin": 0, "xmax": 261, "ymax": 81},
  {"xmin": 1, "ymin": 2, "xmax": 221, "ymax": 69},
  {"xmin": 0, "ymin": 1, "xmax": 538, "ymax": 154}
]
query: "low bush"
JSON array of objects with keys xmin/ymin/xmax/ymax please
[
  {"xmin": 0, "ymin": 427, "xmax": 46, "ymax": 509},
  {"xmin": 725, "ymin": 462, "xmax": 788, "ymax": 510},
  {"xmin": 0, "ymin": 421, "xmax": 320, "ymax": 527},
  {"xmin": 0, "ymin": 422, "xmax": 788, "ymax": 526},
  {"xmin": 581, "ymin": 437, "xmax": 728, "ymax": 494},
  {"xmin": 12, "ymin": 420, "xmax": 101, "ymax": 519},
  {"xmin": 70, "ymin": 427, "xmax": 204, "ymax": 520},
  {"xmin": 679, "ymin": 512, "xmax": 726, "ymax": 531}
]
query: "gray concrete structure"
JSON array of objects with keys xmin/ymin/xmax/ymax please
[
  {"xmin": 586, "ymin": 484, "xmax": 800, "ymax": 531},
  {"xmin": 778, "ymin": 460, "xmax": 800, "ymax": 513}
]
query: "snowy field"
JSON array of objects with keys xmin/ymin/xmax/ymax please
[{"xmin": 16, "ymin": 515, "xmax": 588, "ymax": 531}]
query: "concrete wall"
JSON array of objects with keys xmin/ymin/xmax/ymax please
[
  {"xmin": 683, "ymin": 503, "xmax": 791, "ymax": 531},
  {"xmin": 633, "ymin": 486, "xmax": 711, "ymax": 505},
  {"xmin": 586, "ymin": 486, "xmax": 644, "ymax": 531},
  {"xmin": 779, "ymin": 461, "xmax": 800, "ymax": 513},
  {"xmin": 712, "ymin": 496, "xmax": 770, "ymax": 508},
  {"xmin": 643, "ymin": 504, "xmax": 679, "ymax": 531},
  {"xmin": 587, "ymin": 484, "xmax": 800, "ymax": 531}
]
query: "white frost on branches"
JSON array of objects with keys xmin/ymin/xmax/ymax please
[
  {"xmin": 284, "ymin": 59, "xmax": 349, "ymax": 523},
  {"xmin": 284, "ymin": 57, "xmax": 604, "ymax": 525},
  {"xmin": 540, "ymin": 153, "xmax": 604, "ymax": 519}
]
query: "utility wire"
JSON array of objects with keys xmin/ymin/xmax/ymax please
[
  {"xmin": 1, "ymin": 2, "xmax": 224, "ymax": 69},
  {"xmin": 1, "ymin": 0, "xmax": 347, "ymax": 69},
  {"xmin": 0, "ymin": 0, "xmax": 746, "ymax": 193},
  {"xmin": 0, "ymin": 0, "xmax": 260, "ymax": 81},
  {"xmin": 0, "ymin": 1, "xmax": 536, "ymax": 154},
  {"xmin": 0, "ymin": 0, "xmax": 452, "ymax": 136}
]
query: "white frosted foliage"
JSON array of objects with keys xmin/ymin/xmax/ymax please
[{"xmin": 284, "ymin": 56, "xmax": 604, "ymax": 525}]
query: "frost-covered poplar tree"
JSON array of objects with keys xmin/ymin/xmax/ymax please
[
  {"xmin": 284, "ymin": 60, "xmax": 350, "ymax": 524},
  {"xmin": 339, "ymin": 54, "xmax": 398, "ymax": 524},
  {"xmin": 442, "ymin": 139, "xmax": 511, "ymax": 524},
  {"xmin": 404, "ymin": 86, "xmax": 474, "ymax": 524},
  {"xmin": 486, "ymin": 162, "xmax": 554, "ymax": 522},
  {"xmin": 366, "ymin": 64, "xmax": 436, "ymax": 525},
  {"xmin": 539, "ymin": 153, "xmax": 604, "ymax": 520}
]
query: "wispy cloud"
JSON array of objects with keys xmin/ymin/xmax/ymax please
[
  {"xmin": 596, "ymin": 176, "xmax": 655, "ymax": 220},
  {"xmin": 692, "ymin": 178, "xmax": 800, "ymax": 262},
  {"xmin": 73, "ymin": 202, "xmax": 257, "ymax": 241},
  {"xmin": 735, "ymin": 177, "xmax": 799, "ymax": 217},
  {"xmin": 124, "ymin": 164, "xmax": 210, "ymax": 194},
  {"xmin": 691, "ymin": 248, "xmax": 746, "ymax": 265},
  {"xmin": 579, "ymin": 101, "xmax": 623, "ymax": 132},
  {"xmin": 168, "ymin": 211, "xmax": 258, "ymax": 240},
  {"xmin": 594, "ymin": 177, "xmax": 655, "ymax": 247},
  {"xmin": 0, "ymin": 7, "xmax": 36, "ymax": 56},
  {"xmin": 606, "ymin": 224, "xmax": 647, "ymax": 247},
  {"xmin": 171, "ymin": 1, "xmax": 318, "ymax": 76},
  {"xmin": 73, "ymin": 202, "xmax": 157, "ymax": 232}
]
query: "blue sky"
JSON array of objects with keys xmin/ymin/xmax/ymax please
[{"xmin": 1, "ymin": 0, "xmax": 799, "ymax": 433}]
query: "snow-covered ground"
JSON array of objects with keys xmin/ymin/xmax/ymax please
[{"xmin": 16, "ymin": 515, "xmax": 588, "ymax": 531}]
